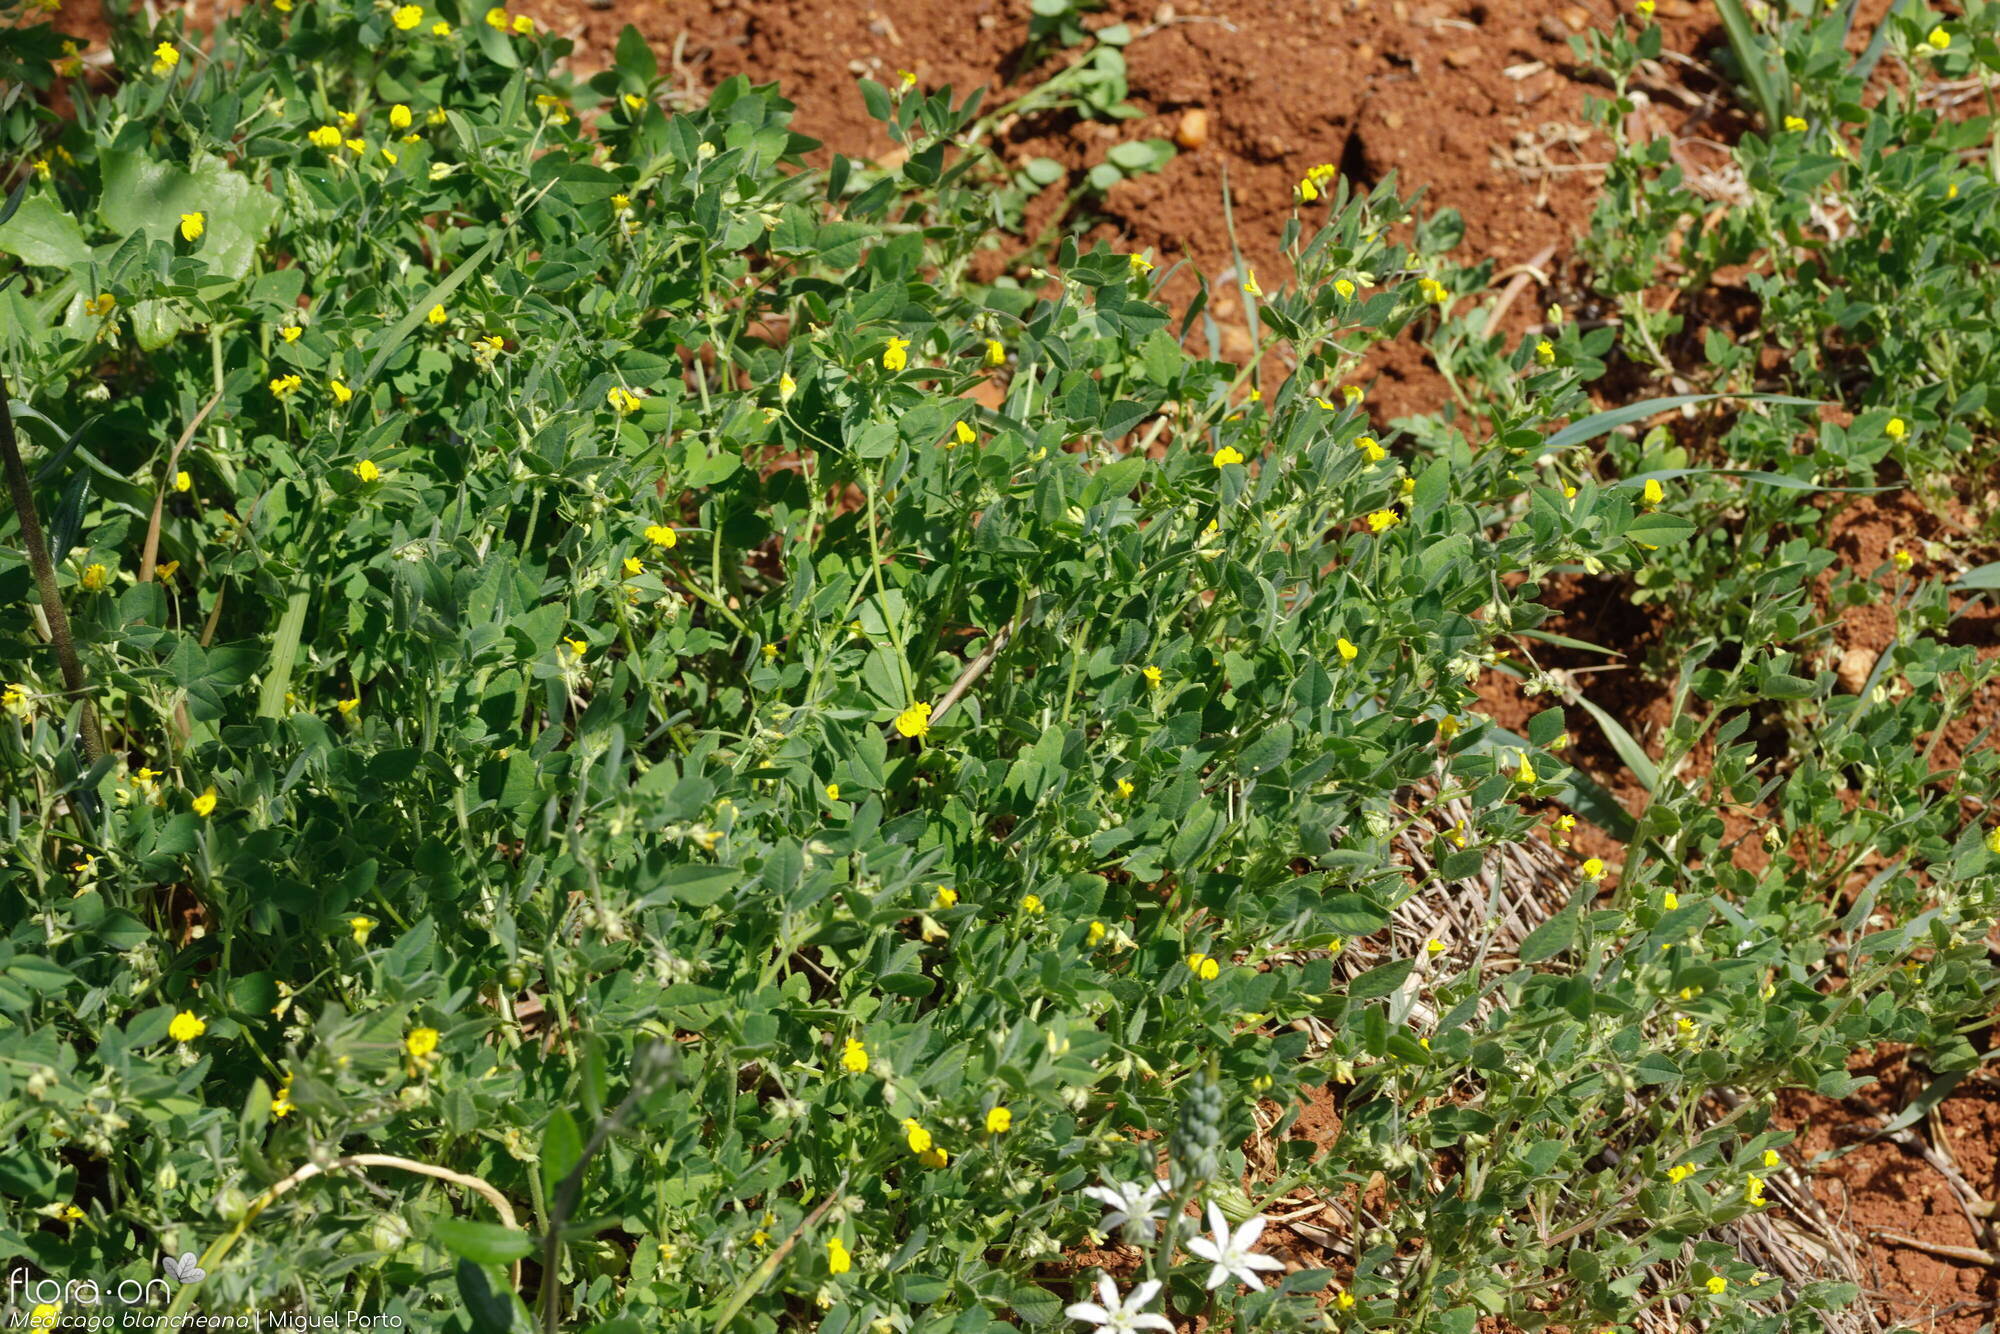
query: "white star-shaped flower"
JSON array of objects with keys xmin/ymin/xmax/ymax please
[
  {"xmin": 1081, "ymin": 1177, "xmax": 1168, "ymax": 1241},
  {"xmin": 1185, "ymin": 1202, "xmax": 1285, "ymax": 1291},
  {"xmin": 1064, "ymin": 1275, "xmax": 1172, "ymax": 1333}
]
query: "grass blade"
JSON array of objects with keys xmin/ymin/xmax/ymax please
[
  {"xmin": 358, "ymin": 235, "xmax": 502, "ymax": 390},
  {"xmin": 257, "ymin": 590, "xmax": 310, "ymax": 719},
  {"xmin": 1714, "ymin": 0, "xmax": 1788, "ymax": 127},
  {"xmin": 1568, "ymin": 691, "xmax": 1662, "ymax": 795}
]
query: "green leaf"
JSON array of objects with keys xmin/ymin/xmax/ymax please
[
  {"xmin": 431, "ymin": 1219, "xmax": 538, "ymax": 1265},
  {"xmin": 98, "ymin": 151, "xmax": 280, "ymax": 280},
  {"xmin": 0, "ymin": 193, "xmax": 91, "ymax": 269},
  {"xmin": 1321, "ymin": 893, "xmax": 1391, "ymax": 935},
  {"xmin": 1568, "ymin": 693, "xmax": 1659, "ymax": 794},
  {"xmin": 1517, "ymin": 910, "xmax": 1576, "ymax": 965},
  {"xmin": 1349, "ymin": 957, "xmax": 1415, "ymax": 1000},
  {"xmin": 541, "ymin": 1107, "xmax": 584, "ymax": 1204}
]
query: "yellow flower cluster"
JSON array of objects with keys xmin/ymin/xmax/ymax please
[{"xmin": 1295, "ymin": 161, "xmax": 1338, "ymax": 203}]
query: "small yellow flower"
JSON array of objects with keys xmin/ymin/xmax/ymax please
[
  {"xmin": 405, "ymin": 1026, "xmax": 440, "ymax": 1058},
  {"xmin": 644, "ymin": 524, "xmax": 678, "ymax": 549},
  {"xmin": 179, "ymin": 212, "xmax": 205, "ymax": 242},
  {"xmin": 389, "ymin": 104, "xmax": 414, "ymax": 130},
  {"xmin": 985, "ymin": 1106, "xmax": 1012, "ymax": 1134},
  {"xmin": 893, "ymin": 700, "xmax": 932, "ymax": 739},
  {"xmin": 1186, "ymin": 951, "xmax": 1221, "ymax": 981},
  {"xmin": 1514, "ymin": 753, "xmax": 1537, "ymax": 784},
  {"xmin": 330, "ymin": 378, "xmax": 353, "ymax": 404},
  {"xmin": 309, "ymin": 125, "xmax": 342, "ymax": 149},
  {"xmin": 1581, "ymin": 857, "xmax": 1606, "ymax": 880},
  {"xmin": 338, "ymin": 695, "xmax": 361, "ymax": 715},
  {"xmin": 826, "ymin": 1236, "xmax": 852, "ymax": 1274},
  {"xmin": 934, "ymin": 887, "xmax": 958, "ymax": 908},
  {"xmin": 825, "ymin": 783, "xmax": 841, "ymax": 802},
  {"xmin": 1128, "ymin": 253, "xmax": 1153, "ymax": 278},
  {"xmin": 1426, "ymin": 939, "xmax": 1446, "ymax": 955},
  {"xmin": 1762, "ymin": 1149, "xmax": 1781, "ymax": 1168},
  {"xmin": 350, "ymin": 915, "xmax": 375, "ymax": 945},
  {"xmin": 902, "ymin": 1118, "xmax": 933, "ymax": 1154},
  {"xmin": 269, "ymin": 373, "xmax": 303, "ymax": 399},
  {"xmin": 1745, "ymin": 1173, "xmax": 1767, "ymax": 1207},
  {"xmin": 192, "ymin": 786, "xmax": 218, "ymax": 817},
  {"xmin": 954, "ymin": 420, "xmax": 976, "ymax": 446},
  {"xmin": 426, "ymin": 304, "xmax": 447, "ymax": 326},
  {"xmin": 1141, "ymin": 665, "xmax": 1163, "ymax": 688},
  {"xmin": 1417, "ymin": 277, "xmax": 1448, "ymax": 304},
  {"xmin": 841, "ymin": 1038, "xmax": 869, "ymax": 1073},
  {"xmin": 1334, "ymin": 1290, "xmax": 1356, "ymax": 1311},
  {"xmin": 1677, "ymin": 1016, "xmax": 1696, "ymax": 1034},
  {"xmin": 152, "ymin": 41, "xmax": 180, "ymax": 74},
  {"xmin": 1337, "ymin": 637, "xmax": 1359, "ymax": 662},
  {"xmin": 485, "ymin": 6, "xmax": 510, "ymax": 27},
  {"xmin": 1885, "ymin": 416, "xmax": 1908, "ymax": 440},
  {"xmin": 1213, "ymin": 445, "xmax": 1246, "ymax": 467},
  {"xmin": 1087, "ymin": 920, "xmax": 1107, "ymax": 946},
  {"xmin": 79, "ymin": 563, "xmax": 110, "ymax": 592},
  {"xmin": 1636, "ymin": 0, "xmax": 1655, "ymax": 16},
  {"xmin": 1926, "ymin": 25, "xmax": 1950, "ymax": 50},
  {"xmin": 917, "ymin": 1147, "xmax": 949, "ymax": 1168},
  {"xmin": 512, "ymin": 13, "xmax": 533, "ymax": 33},
  {"xmin": 1240, "ymin": 268, "xmax": 1262, "ymax": 297},
  {"xmin": 173, "ymin": 470, "xmax": 192, "ymax": 493},
  {"xmin": 1115, "ymin": 778, "xmax": 1135, "ymax": 799},
  {"xmin": 355, "ymin": 459, "xmax": 382, "ymax": 483},
  {"xmin": 607, "ymin": 385, "xmax": 643, "ymax": 414},
  {"xmin": 1663, "ymin": 890, "xmax": 1679, "ymax": 910},
  {"xmin": 984, "ymin": 337, "xmax": 1006, "ymax": 366},
  {"xmin": 1355, "ymin": 436, "xmax": 1385, "ymax": 463},
  {"xmin": 1365, "ymin": 509, "xmax": 1400, "ymax": 533},
  {"xmin": 624, "ymin": 557, "xmax": 644, "ymax": 577},
  {"xmin": 881, "ymin": 337, "xmax": 911, "ymax": 371},
  {"xmin": 1334, "ymin": 278, "xmax": 1356, "ymax": 300},
  {"xmin": 1641, "ymin": 478, "xmax": 1665, "ymax": 508},
  {"xmin": 430, "ymin": 18, "xmax": 452, "ymax": 32},
  {"xmin": 1783, "ymin": 115, "xmax": 1808, "ymax": 132},
  {"xmin": 564, "ymin": 638, "xmax": 588, "ymax": 661},
  {"xmin": 28, "ymin": 1304, "xmax": 61, "ymax": 1329},
  {"xmin": 85, "ymin": 292, "xmax": 117, "ymax": 318},
  {"xmin": 393, "ymin": 3, "xmax": 423, "ymax": 28},
  {"xmin": 1985, "ymin": 826, "xmax": 2000, "ymax": 855},
  {"xmin": 1706, "ymin": 1276, "xmax": 1728, "ymax": 1295},
  {"xmin": 1892, "ymin": 548, "xmax": 1914, "ymax": 572},
  {"xmin": 1666, "ymin": 1164, "xmax": 1694, "ymax": 1184},
  {"xmin": 1020, "ymin": 893, "xmax": 1044, "ymax": 915},
  {"xmin": 1297, "ymin": 175, "xmax": 1320, "ymax": 203},
  {"xmin": 1554, "ymin": 814, "xmax": 1576, "ymax": 832},
  {"xmin": 1535, "ymin": 339, "xmax": 1556, "ymax": 366},
  {"xmin": 168, "ymin": 1010, "xmax": 206, "ymax": 1043}
]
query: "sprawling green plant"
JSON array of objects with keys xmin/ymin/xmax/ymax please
[{"xmin": 1, "ymin": 3, "xmax": 1996, "ymax": 1334}]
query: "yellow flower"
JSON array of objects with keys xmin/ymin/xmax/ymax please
[
  {"xmin": 1985, "ymin": 826, "xmax": 2000, "ymax": 855},
  {"xmin": 168, "ymin": 1010, "xmax": 206, "ymax": 1043},
  {"xmin": 607, "ymin": 385, "xmax": 643, "ymax": 414},
  {"xmin": 179, "ymin": 212, "xmax": 205, "ymax": 242},
  {"xmin": 564, "ymin": 638, "xmax": 588, "ymax": 661},
  {"xmin": 426, "ymin": 304, "xmax": 447, "ymax": 326},
  {"xmin": 1636, "ymin": 0, "xmax": 1655, "ymax": 16},
  {"xmin": 431, "ymin": 18, "xmax": 452, "ymax": 33},
  {"xmin": 1745, "ymin": 1173, "xmax": 1767, "ymax": 1207},
  {"xmin": 173, "ymin": 470, "xmax": 192, "ymax": 494},
  {"xmin": 1334, "ymin": 278, "xmax": 1356, "ymax": 300},
  {"xmin": 1114, "ymin": 778, "xmax": 1134, "ymax": 799},
  {"xmin": 1892, "ymin": 548, "xmax": 1914, "ymax": 572},
  {"xmin": 1666, "ymin": 1164, "xmax": 1694, "ymax": 1184},
  {"xmin": 1186, "ymin": 951, "xmax": 1220, "ymax": 981},
  {"xmin": 1662, "ymin": 890, "xmax": 1679, "ymax": 910},
  {"xmin": 330, "ymin": 378, "xmax": 353, "ymax": 404},
  {"xmin": 841, "ymin": 1038, "xmax": 869, "ymax": 1073},
  {"xmin": 1334, "ymin": 1290, "xmax": 1356, "ymax": 1311},
  {"xmin": 1365, "ymin": 509, "xmax": 1400, "ymax": 533},
  {"xmin": 1240, "ymin": 268, "xmax": 1262, "ymax": 297},
  {"xmin": 1535, "ymin": 339, "xmax": 1556, "ymax": 366},
  {"xmin": 1706, "ymin": 1277, "xmax": 1728, "ymax": 1295},
  {"xmin": 354, "ymin": 459, "xmax": 381, "ymax": 483},
  {"xmin": 1087, "ymin": 920, "xmax": 1107, "ymax": 946},
  {"xmin": 892, "ymin": 700, "xmax": 932, "ymax": 739},
  {"xmin": 881, "ymin": 337, "xmax": 911, "ymax": 371},
  {"xmin": 1554, "ymin": 814, "xmax": 1576, "ymax": 832},
  {"xmin": 337, "ymin": 695, "xmax": 361, "ymax": 716},
  {"xmin": 984, "ymin": 338, "xmax": 1006, "ymax": 367},
  {"xmin": 1885, "ymin": 416, "xmax": 1907, "ymax": 440},
  {"xmin": 350, "ymin": 915, "xmax": 375, "ymax": 944},
  {"xmin": 1581, "ymin": 857, "xmax": 1606, "ymax": 880},
  {"xmin": 1020, "ymin": 893, "xmax": 1044, "ymax": 915},
  {"xmin": 644, "ymin": 524, "xmax": 678, "ymax": 549},
  {"xmin": 826, "ymin": 1236, "xmax": 852, "ymax": 1274},
  {"xmin": 152, "ymin": 41, "xmax": 180, "ymax": 74},
  {"xmin": 825, "ymin": 783, "xmax": 840, "ymax": 802},
  {"xmin": 917, "ymin": 1147, "xmax": 949, "ymax": 1168},
  {"xmin": 404, "ymin": 1027, "xmax": 440, "ymax": 1058},
  {"xmin": 79, "ymin": 563, "xmax": 110, "ymax": 592},
  {"xmin": 897, "ymin": 69, "xmax": 917, "ymax": 89},
  {"xmin": 389, "ymin": 104, "xmax": 414, "ymax": 130},
  {"xmin": 485, "ymin": 6, "xmax": 509, "ymax": 27},
  {"xmin": 1436, "ymin": 714, "xmax": 1460, "ymax": 740},
  {"xmin": 934, "ymin": 887, "xmax": 957, "ymax": 908},
  {"xmin": 1213, "ymin": 445, "xmax": 1246, "ymax": 467},
  {"xmin": 1141, "ymin": 665, "xmax": 1163, "ymax": 688},
  {"xmin": 985, "ymin": 1106, "xmax": 1012, "ymax": 1133},
  {"xmin": 1355, "ymin": 436, "xmax": 1385, "ymax": 463},
  {"xmin": 85, "ymin": 292, "xmax": 117, "ymax": 317},
  {"xmin": 1337, "ymin": 637, "xmax": 1359, "ymax": 661},
  {"xmin": 902, "ymin": 1118, "xmax": 933, "ymax": 1153},
  {"xmin": 393, "ymin": 4, "xmax": 423, "ymax": 29},
  {"xmin": 1926, "ymin": 25, "xmax": 1950, "ymax": 50},
  {"xmin": 1783, "ymin": 115, "xmax": 1808, "ymax": 132},
  {"xmin": 1297, "ymin": 175, "xmax": 1320, "ymax": 203},
  {"xmin": 1641, "ymin": 478, "xmax": 1665, "ymax": 507},
  {"xmin": 1128, "ymin": 253, "xmax": 1153, "ymax": 277},
  {"xmin": 192, "ymin": 786, "xmax": 218, "ymax": 817},
  {"xmin": 954, "ymin": 420, "xmax": 976, "ymax": 446},
  {"xmin": 269, "ymin": 373, "xmax": 303, "ymax": 399},
  {"xmin": 1426, "ymin": 939, "xmax": 1445, "ymax": 955},
  {"xmin": 309, "ymin": 125, "xmax": 342, "ymax": 149},
  {"xmin": 1514, "ymin": 753, "xmax": 1538, "ymax": 785},
  {"xmin": 1677, "ymin": 1016, "xmax": 1696, "ymax": 1034},
  {"xmin": 513, "ymin": 12, "xmax": 535, "ymax": 33},
  {"xmin": 1417, "ymin": 277, "xmax": 1448, "ymax": 303},
  {"xmin": 623, "ymin": 557, "xmax": 644, "ymax": 577}
]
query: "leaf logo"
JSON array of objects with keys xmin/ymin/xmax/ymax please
[{"xmin": 161, "ymin": 1252, "xmax": 207, "ymax": 1285}]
